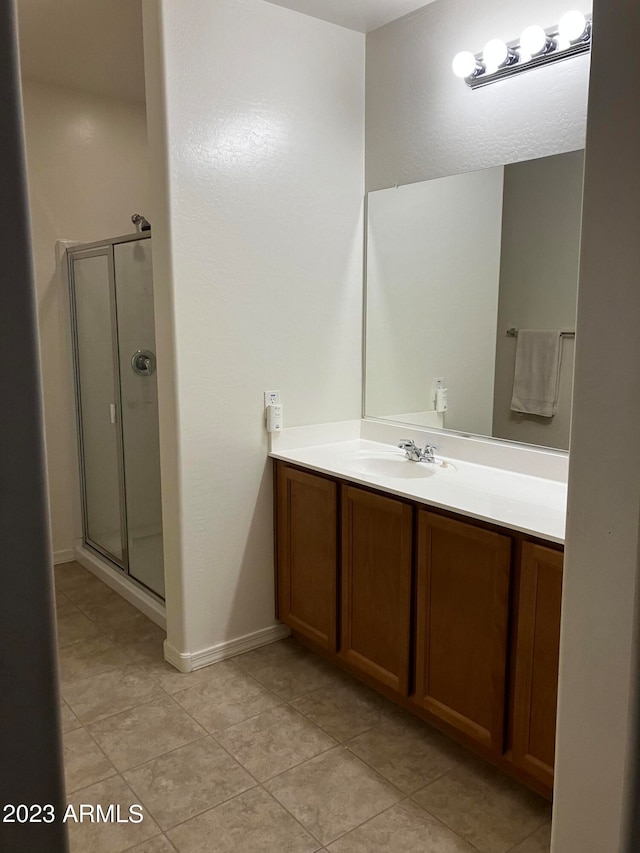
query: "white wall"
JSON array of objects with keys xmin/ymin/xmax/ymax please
[
  {"xmin": 143, "ymin": 0, "xmax": 364, "ymax": 660},
  {"xmin": 492, "ymin": 151, "xmax": 584, "ymax": 450},
  {"xmin": 366, "ymin": 168, "xmax": 504, "ymax": 435},
  {"xmin": 21, "ymin": 81, "xmax": 149, "ymax": 560},
  {"xmin": 553, "ymin": 0, "xmax": 640, "ymax": 849},
  {"xmin": 365, "ymin": 0, "xmax": 590, "ymax": 192}
]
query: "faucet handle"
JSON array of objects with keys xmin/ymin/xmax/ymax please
[
  {"xmin": 398, "ymin": 439, "xmax": 417, "ymax": 450},
  {"xmin": 419, "ymin": 442, "xmax": 441, "ymax": 462}
]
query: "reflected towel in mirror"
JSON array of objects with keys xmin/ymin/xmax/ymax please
[{"xmin": 510, "ymin": 330, "xmax": 562, "ymax": 417}]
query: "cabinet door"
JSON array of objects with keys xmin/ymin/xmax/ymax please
[
  {"xmin": 415, "ymin": 511, "xmax": 511, "ymax": 752},
  {"xmin": 276, "ymin": 464, "xmax": 337, "ymax": 652},
  {"xmin": 512, "ymin": 543, "xmax": 563, "ymax": 788},
  {"xmin": 341, "ymin": 486, "xmax": 413, "ymax": 694}
]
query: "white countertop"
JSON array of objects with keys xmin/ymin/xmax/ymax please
[{"xmin": 270, "ymin": 438, "xmax": 567, "ymax": 544}]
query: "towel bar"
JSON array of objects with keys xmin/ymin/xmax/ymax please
[{"xmin": 506, "ymin": 328, "xmax": 575, "ymax": 338}]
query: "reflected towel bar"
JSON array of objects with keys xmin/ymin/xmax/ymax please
[{"xmin": 506, "ymin": 328, "xmax": 575, "ymax": 338}]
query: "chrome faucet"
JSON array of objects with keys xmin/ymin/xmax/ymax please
[{"xmin": 398, "ymin": 439, "xmax": 441, "ymax": 463}]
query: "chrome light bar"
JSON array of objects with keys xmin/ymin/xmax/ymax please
[{"xmin": 453, "ymin": 11, "xmax": 592, "ymax": 90}]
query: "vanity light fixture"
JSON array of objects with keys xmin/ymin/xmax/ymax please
[{"xmin": 452, "ymin": 10, "xmax": 591, "ymax": 89}]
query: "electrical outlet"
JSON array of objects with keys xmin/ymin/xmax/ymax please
[
  {"xmin": 432, "ymin": 377, "xmax": 445, "ymax": 405},
  {"xmin": 264, "ymin": 390, "xmax": 281, "ymax": 408}
]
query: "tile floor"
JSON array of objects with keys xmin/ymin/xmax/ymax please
[{"xmin": 54, "ymin": 561, "xmax": 552, "ymax": 853}]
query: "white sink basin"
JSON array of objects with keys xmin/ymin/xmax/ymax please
[{"xmin": 344, "ymin": 451, "xmax": 456, "ymax": 480}]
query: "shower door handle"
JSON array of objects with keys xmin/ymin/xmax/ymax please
[
  {"xmin": 131, "ymin": 349, "xmax": 156, "ymax": 376},
  {"xmin": 110, "ymin": 403, "xmax": 117, "ymax": 424}
]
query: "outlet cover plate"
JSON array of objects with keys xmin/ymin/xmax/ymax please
[{"xmin": 264, "ymin": 390, "xmax": 281, "ymax": 408}]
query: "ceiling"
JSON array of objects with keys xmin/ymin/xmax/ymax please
[
  {"xmin": 17, "ymin": 0, "xmax": 146, "ymax": 103},
  {"xmin": 16, "ymin": 0, "xmax": 433, "ymax": 103},
  {"xmin": 264, "ymin": 0, "xmax": 434, "ymax": 33}
]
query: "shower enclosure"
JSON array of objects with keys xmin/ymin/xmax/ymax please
[{"xmin": 68, "ymin": 233, "xmax": 164, "ymax": 599}]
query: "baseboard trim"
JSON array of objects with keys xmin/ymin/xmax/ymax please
[
  {"xmin": 163, "ymin": 641, "xmax": 193, "ymax": 673},
  {"xmin": 74, "ymin": 543, "xmax": 166, "ymax": 631},
  {"xmin": 164, "ymin": 624, "xmax": 291, "ymax": 673},
  {"xmin": 53, "ymin": 549, "xmax": 75, "ymax": 565}
]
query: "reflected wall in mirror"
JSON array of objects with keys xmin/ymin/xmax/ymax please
[{"xmin": 365, "ymin": 149, "xmax": 584, "ymax": 451}]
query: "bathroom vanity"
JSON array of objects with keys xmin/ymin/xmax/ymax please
[
  {"xmin": 271, "ymin": 432, "xmax": 566, "ymax": 800},
  {"xmin": 268, "ymin": 144, "xmax": 580, "ymax": 799}
]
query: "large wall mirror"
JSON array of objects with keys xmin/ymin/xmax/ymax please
[{"xmin": 364, "ymin": 149, "xmax": 584, "ymax": 451}]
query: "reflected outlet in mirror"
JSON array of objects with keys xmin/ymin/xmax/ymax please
[{"xmin": 364, "ymin": 149, "xmax": 584, "ymax": 452}]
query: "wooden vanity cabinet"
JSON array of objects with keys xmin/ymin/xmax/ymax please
[
  {"xmin": 275, "ymin": 465, "xmax": 338, "ymax": 652},
  {"xmin": 274, "ymin": 460, "xmax": 564, "ymax": 797},
  {"xmin": 414, "ymin": 511, "xmax": 512, "ymax": 754},
  {"xmin": 340, "ymin": 486, "xmax": 413, "ymax": 694},
  {"xmin": 511, "ymin": 542, "xmax": 564, "ymax": 788}
]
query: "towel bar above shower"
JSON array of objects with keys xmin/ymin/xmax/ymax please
[{"xmin": 506, "ymin": 328, "xmax": 575, "ymax": 338}]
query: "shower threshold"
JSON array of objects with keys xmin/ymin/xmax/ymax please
[{"xmin": 73, "ymin": 541, "xmax": 166, "ymax": 631}]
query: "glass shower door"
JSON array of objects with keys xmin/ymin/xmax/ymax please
[
  {"xmin": 114, "ymin": 239, "xmax": 165, "ymax": 598},
  {"xmin": 70, "ymin": 249, "xmax": 127, "ymax": 566}
]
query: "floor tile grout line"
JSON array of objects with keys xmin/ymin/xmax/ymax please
[
  {"xmin": 60, "ymin": 586, "xmax": 125, "ymax": 613},
  {"xmin": 194, "ymin": 732, "xmax": 262, "ymax": 788},
  {"xmin": 58, "ymin": 638, "xmax": 141, "ymax": 686},
  {"xmin": 235, "ymin": 642, "xmax": 347, "ymax": 702},
  {"xmin": 503, "ymin": 816, "xmax": 552, "ymax": 853},
  {"xmin": 408, "ymin": 779, "xmax": 490, "ymax": 853},
  {"xmin": 64, "ymin": 768, "xmax": 119, "ymax": 799},
  {"xmin": 394, "ymin": 795, "xmax": 483, "ymax": 852},
  {"xmin": 147, "ymin": 672, "xmax": 360, "ymax": 834},
  {"xmin": 66, "ymin": 584, "xmax": 165, "ymax": 643},
  {"xmin": 256, "ymin": 783, "xmax": 327, "ymax": 849},
  {"xmin": 283, "ymin": 693, "xmax": 386, "ymax": 745},
  {"xmin": 159, "ymin": 781, "xmax": 323, "ymax": 851},
  {"xmin": 261, "ymin": 744, "xmax": 407, "ymax": 848},
  {"xmin": 65, "ymin": 771, "xmax": 163, "ymax": 840},
  {"xmin": 228, "ymin": 739, "xmax": 339, "ymax": 787},
  {"xmin": 170, "ymin": 676, "xmax": 287, "ymax": 732},
  {"xmin": 228, "ymin": 656, "xmax": 307, "ymax": 702},
  {"xmin": 83, "ymin": 694, "xmax": 210, "ymax": 774},
  {"xmin": 121, "ymin": 832, "xmax": 177, "ymax": 853},
  {"xmin": 60, "ymin": 641, "xmax": 188, "ymax": 740},
  {"xmin": 56, "ymin": 627, "xmax": 108, "ymax": 651},
  {"xmin": 341, "ymin": 732, "xmax": 460, "ymax": 798},
  {"xmin": 409, "ymin": 771, "xmax": 551, "ymax": 853},
  {"xmin": 154, "ymin": 703, "xmax": 330, "ymax": 848},
  {"xmin": 156, "ymin": 664, "xmax": 356, "ymax": 786},
  {"xmin": 279, "ymin": 700, "xmax": 346, "ymax": 737},
  {"xmin": 320, "ymin": 800, "xmax": 406, "ymax": 848},
  {"xmin": 318, "ymin": 795, "xmax": 453, "ymax": 849},
  {"xmin": 56, "ymin": 568, "xmax": 196, "ymax": 763},
  {"xmin": 146, "ymin": 774, "xmax": 261, "ymax": 836},
  {"xmin": 62, "ymin": 666, "xmax": 177, "ymax": 727},
  {"xmin": 54, "ymin": 600, "xmax": 83, "ymax": 617},
  {"xmin": 63, "ymin": 723, "xmax": 120, "ymax": 796},
  {"xmin": 246, "ymin": 671, "xmax": 345, "ymax": 704},
  {"xmin": 109, "ymin": 708, "xmax": 265, "ymax": 831},
  {"xmin": 98, "ymin": 726, "xmax": 212, "ymax": 779}
]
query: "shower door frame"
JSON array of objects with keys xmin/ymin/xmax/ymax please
[{"xmin": 68, "ymin": 232, "xmax": 159, "ymax": 597}]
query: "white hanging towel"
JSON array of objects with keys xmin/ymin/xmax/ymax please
[{"xmin": 510, "ymin": 330, "xmax": 562, "ymax": 418}]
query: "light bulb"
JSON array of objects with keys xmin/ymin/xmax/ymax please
[
  {"xmin": 558, "ymin": 10, "xmax": 587, "ymax": 43},
  {"xmin": 452, "ymin": 51, "xmax": 478, "ymax": 79},
  {"xmin": 483, "ymin": 38, "xmax": 509, "ymax": 72},
  {"xmin": 520, "ymin": 25, "xmax": 548, "ymax": 57}
]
